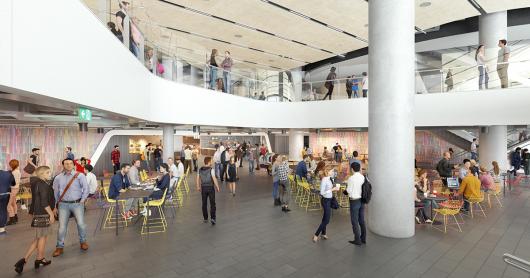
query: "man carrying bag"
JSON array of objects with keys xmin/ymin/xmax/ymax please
[{"xmin": 52, "ymin": 158, "xmax": 89, "ymax": 257}]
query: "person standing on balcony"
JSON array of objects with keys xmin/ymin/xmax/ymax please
[
  {"xmin": 470, "ymin": 138, "xmax": 478, "ymax": 161},
  {"xmin": 209, "ymin": 49, "xmax": 219, "ymax": 90},
  {"xmin": 322, "ymin": 67, "xmax": 337, "ymax": 100},
  {"xmin": 345, "ymin": 76, "xmax": 353, "ymax": 99},
  {"xmin": 361, "ymin": 72, "xmax": 369, "ymax": 98},
  {"xmin": 115, "ymin": 1, "xmax": 136, "ymax": 57},
  {"xmin": 352, "ymin": 75, "xmax": 360, "ymax": 98},
  {"xmin": 497, "ymin": 39, "xmax": 510, "ymax": 89},
  {"xmin": 221, "ymin": 51, "xmax": 233, "ymax": 93},
  {"xmin": 445, "ymin": 70, "xmax": 454, "ymax": 91},
  {"xmin": 475, "ymin": 45, "xmax": 489, "ymax": 90}
]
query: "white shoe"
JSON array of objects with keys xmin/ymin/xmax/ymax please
[
  {"xmin": 425, "ymin": 219, "xmax": 433, "ymax": 224},
  {"xmin": 140, "ymin": 209, "xmax": 151, "ymax": 217},
  {"xmin": 415, "ymin": 216, "xmax": 420, "ymax": 224},
  {"xmin": 21, "ymin": 204, "xmax": 27, "ymax": 210}
]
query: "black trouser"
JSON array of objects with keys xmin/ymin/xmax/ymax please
[
  {"xmin": 315, "ymin": 197, "xmax": 331, "ymax": 236},
  {"xmin": 193, "ymin": 159, "xmax": 198, "ymax": 172},
  {"xmin": 349, "ymin": 199, "xmax": 366, "ymax": 243},
  {"xmin": 0, "ymin": 195, "xmax": 9, "ymax": 228},
  {"xmin": 201, "ymin": 187, "xmax": 216, "ymax": 220},
  {"xmin": 346, "ymin": 89, "xmax": 352, "ymax": 99},
  {"xmin": 221, "ymin": 163, "xmax": 228, "ymax": 181},
  {"xmin": 184, "ymin": 159, "xmax": 191, "ymax": 173},
  {"xmin": 113, "ymin": 162, "xmax": 120, "ymax": 174},
  {"xmin": 322, "ymin": 84, "xmax": 334, "ymax": 100}
]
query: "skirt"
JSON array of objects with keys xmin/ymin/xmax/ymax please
[{"xmin": 34, "ymin": 225, "xmax": 51, "ymax": 238}]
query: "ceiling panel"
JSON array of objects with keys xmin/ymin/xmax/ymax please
[
  {"xmin": 415, "ymin": 0, "xmax": 479, "ymax": 30},
  {"xmin": 165, "ymin": 0, "xmax": 367, "ymax": 54},
  {"xmin": 477, "ymin": 0, "xmax": 530, "ymax": 13}
]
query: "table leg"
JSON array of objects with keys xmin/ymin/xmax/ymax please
[
  {"xmin": 147, "ymin": 199, "xmax": 150, "ymax": 234},
  {"xmin": 115, "ymin": 200, "xmax": 119, "ymax": 236},
  {"xmin": 430, "ymin": 201, "xmax": 433, "ymax": 221}
]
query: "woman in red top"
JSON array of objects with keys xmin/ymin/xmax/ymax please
[{"xmin": 74, "ymin": 157, "xmax": 91, "ymax": 173}]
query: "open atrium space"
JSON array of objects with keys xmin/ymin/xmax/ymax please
[{"xmin": 3, "ymin": 0, "xmax": 530, "ymax": 277}]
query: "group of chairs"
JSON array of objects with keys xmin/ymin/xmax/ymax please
[
  {"xmin": 424, "ymin": 179, "xmax": 503, "ymax": 233},
  {"xmin": 288, "ymin": 174, "xmax": 349, "ymax": 212},
  {"xmin": 98, "ymin": 167, "xmax": 192, "ymax": 235}
]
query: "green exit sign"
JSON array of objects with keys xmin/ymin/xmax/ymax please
[{"xmin": 78, "ymin": 108, "xmax": 92, "ymax": 121}]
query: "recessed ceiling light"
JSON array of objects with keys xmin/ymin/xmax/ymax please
[
  {"xmin": 419, "ymin": 2, "xmax": 431, "ymax": 7},
  {"xmin": 234, "ymin": 34, "xmax": 243, "ymax": 38}
]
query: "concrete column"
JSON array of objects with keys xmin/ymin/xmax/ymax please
[
  {"xmin": 175, "ymin": 60, "xmax": 184, "ymax": 83},
  {"xmin": 291, "ymin": 68, "xmax": 303, "ymax": 102},
  {"xmin": 190, "ymin": 66, "xmax": 198, "ymax": 86},
  {"xmin": 163, "ymin": 125, "xmax": 175, "ymax": 161},
  {"xmin": 288, "ymin": 130, "xmax": 304, "ymax": 162},
  {"xmin": 479, "ymin": 11, "xmax": 507, "ymax": 61},
  {"xmin": 152, "ymin": 48, "xmax": 158, "ymax": 75},
  {"xmin": 479, "ymin": 126, "xmax": 508, "ymax": 171},
  {"xmin": 161, "ymin": 56, "xmax": 173, "ymax": 80},
  {"xmin": 368, "ymin": 0, "xmax": 415, "ymax": 238},
  {"xmin": 278, "ymin": 72, "xmax": 284, "ymax": 102}
]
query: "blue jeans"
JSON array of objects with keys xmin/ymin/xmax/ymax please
[
  {"xmin": 478, "ymin": 66, "xmax": 489, "ymax": 89},
  {"xmin": 154, "ymin": 157, "xmax": 162, "ymax": 172},
  {"xmin": 210, "ymin": 67, "xmax": 217, "ymax": 89},
  {"xmin": 272, "ymin": 181, "xmax": 279, "ymax": 199},
  {"xmin": 315, "ymin": 197, "xmax": 331, "ymax": 236},
  {"xmin": 471, "ymin": 152, "xmax": 478, "ymax": 161},
  {"xmin": 57, "ymin": 202, "xmax": 87, "ymax": 248},
  {"xmin": 353, "ymin": 91, "xmax": 359, "ymax": 98},
  {"xmin": 349, "ymin": 199, "xmax": 366, "ymax": 242},
  {"xmin": 215, "ymin": 162, "xmax": 221, "ymax": 178},
  {"xmin": 248, "ymin": 159, "xmax": 255, "ymax": 173},
  {"xmin": 223, "ymin": 71, "xmax": 231, "ymax": 93}
]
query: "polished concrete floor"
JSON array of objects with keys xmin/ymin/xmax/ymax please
[{"xmin": 1, "ymin": 166, "xmax": 530, "ymax": 278}]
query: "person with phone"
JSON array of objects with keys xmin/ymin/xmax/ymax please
[{"xmin": 313, "ymin": 168, "xmax": 340, "ymax": 243}]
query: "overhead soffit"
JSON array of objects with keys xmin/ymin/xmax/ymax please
[{"xmin": 83, "ymin": 0, "xmax": 530, "ymax": 71}]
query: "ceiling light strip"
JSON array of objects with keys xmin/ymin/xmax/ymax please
[{"xmin": 157, "ymin": 0, "xmax": 333, "ymax": 58}]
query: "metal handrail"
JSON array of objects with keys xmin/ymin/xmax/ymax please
[{"xmin": 503, "ymin": 253, "xmax": 530, "ymax": 274}]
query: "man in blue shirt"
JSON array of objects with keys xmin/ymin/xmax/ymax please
[
  {"xmin": 65, "ymin": 146, "xmax": 74, "ymax": 160},
  {"xmin": 349, "ymin": 151, "xmax": 362, "ymax": 169},
  {"xmin": 0, "ymin": 170, "xmax": 15, "ymax": 235},
  {"xmin": 295, "ymin": 155, "xmax": 310, "ymax": 181},
  {"xmin": 52, "ymin": 158, "xmax": 89, "ymax": 257},
  {"xmin": 109, "ymin": 163, "xmax": 134, "ymax": 219}
]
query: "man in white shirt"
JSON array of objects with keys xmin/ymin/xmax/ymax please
[
  {"xmin": 497, "ymin": 39, "xmax": 510, "ymax": 88},
  {"xmin": 128, "ymin": 160, "xmax": 141, "ymax": 185},
  {"xmin": 84, "ymin": 165, "xmax": 98, "ymax": 196},
  {"xmin": 470, "ymin": 138, "xmax": 478, "ymax": 161},
  {"xmin": 167, "ymin": 158, "xmax": 178, "ymax": 190},
  {"xmin": 346, "ymin": 162, "xmax": 366, "ymax": 246},
  {"xmin": 184, "ymin": 146, "xmax": 193, "ymax": 173},
  {"xmin": 361, "ymin": 72, "xmax": 369, "ymax": 98},
  {"xmin": 213, "ymin": 144, "xmax": 222, "ymax": 178}
]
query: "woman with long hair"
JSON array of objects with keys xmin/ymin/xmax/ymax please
[
  {"xmin": 491, "ymin": 161, "xmax": 501, "ymax": 181},
  {"xmin": 209, "ymin": 49, "xmax": 219, "ymax": 90},
  {"xmin": 226, "ymin": 156, "xmax": 238, "ymax": 197},
  {"xmin": 14, "ymin": 166, "xmax": 55, "ymax": 274},
  {"xmin": 475, "ymin": 44, "xmax": 489, "ymax": 90},
  {"xmin": 313, "ymin": 167, "xmax": 339, "ymax": 242},
  {"xmin": 7, "ymin": 159, "xmax": 21, "ymax": 225}
]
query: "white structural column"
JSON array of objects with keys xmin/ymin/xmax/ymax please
[
  {"xmin": 163, "ymin": 125, "xmax": 175, "ymax": 160},
  {"xmin": 190, "ymin": 66, "xmax": 198, "ymax": 86},
  {"xmin": 368, "ymin": 0, "xmax": 415, "ymax": 238},
  {"xmin": 290, "ymin": 68, "xmax": 303, "ymax": 102},
  {"xmin": 479, "ymin": 11, "xmax": 507, "ymax": 88},
  {"xmin": 479, "ymin": 126, "xmax": 508, "ymax": 171},
  {"xmin": 161, "ymin": 57, "xmax": 174, "ymax": 81},
  {"xmin": 288, "ymin": 130, "xmax": 304, "ymax": 162},
  {"xmin": 175, "ymin": 60, "xmax": 184, "ymax": 83}
]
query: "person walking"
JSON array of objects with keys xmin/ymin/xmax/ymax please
[
  {"xmin": 475, "ymin": 45, "xmax": 489, "ymax": 90},
  {"xmin": 184, "ymin": 146, "xmax": 193, "ymax": 173},
  {"xmin": 196, "ymin": 157, "xmax": 220, "ymax": 225},
  {"xmin": 26, "ymin": 148, "xmax": 40, "ymax": 173},
  {"xmin": 220, "ymin": 147, "xmax": 229, "ymax": 182},
  {"xmin": 346, "ymin": 162, "xmax": 366, "ymax": 245},
  {"xmin": 192, "ymin": 145, "xmax": 199, "ymax": 172},
  {"xmin": 322, "ymin": 67, "xmax": 337, "ymax": 100},
  {"xmin": 154, "ymin": 145, "xmax": 163, "ymax": 172},
  {"xmin": 361, "ymin": 72, "xmax": 369, "ymax": 98},
  {"xmin": 65, "ymin": 147, "xmax": 74, "ymax": 160},
  {"xmin": 7, "ymin": 159, "xmax": 21, "ymax": 225},
  {"xmin": 277, "ymin": 156, "xmax": 291, "ymax": 212},
  {"xmin": 436, "ymin": 151, "xmax": 455, "ymax": 191},
  {"xmin": 14, "ymin": 166, "xmax": 56, "ymax": 274},
  {"xmin": 111, "ymin": 145, "xmax": 121, "ymax": 174},
  {"xmin": 313, "ymin": 168, "xmax": 340, "ymax": 243},
  {"xmin": 221, "ymin": 51, "xmax": 233, "ymax": 93},
  {"xmin": 209, "ymin": 49, "xmax": 219, "ymax": 90},
  {"xmin": 497, "ymin": 39, "xmax": 510, "ymax": 88},
  {"xmin": 52, "ymin": 158, "xmax": 89, "ymax": 257},
  {"xmin": 253, "ymin": 144, "xmax": 260, "ymax": 171},
  {"xmin": 213, "ymin": 144, "xmax": 222, "ymax": 179},
  {"xmin": 0, "ymin": 167, "xmax": 15, "ymax": 235},
  {"xmin": 226, "ymin": 156, "xmax": 238, "ymax": 197},
  {"xmin": 470, "ymin": 138, "xmax": 478, "ymax": 161}
]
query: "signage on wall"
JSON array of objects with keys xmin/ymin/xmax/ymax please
[{"xmin": 78, "ymin": 108, "xmax": 92, "ymax": 121}]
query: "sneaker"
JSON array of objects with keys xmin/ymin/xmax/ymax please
[
  {"xmin": 203, "ymin": 219, "xmax": 208, "ymax": 223},
  {"xmin": 348, "ymin": 240, "xmax": 362, "ymax": 246},
  {"xmin": 425, "ymin": 219, "xmax": 433, "ymax": 224},
  {"xmin": 211, "ymin": 219, "xmax": 216, "ymax": 225},
  {"xmin": 20, "ymin": 204, "xmax": 27, "ymax": 210},
  {"xmin": 0, "ymin": 230, "xmax": 6, "ymax": 236},
  {"xmin": 415, "ymin": 216, "xmax": 421, "ymax": 224}
]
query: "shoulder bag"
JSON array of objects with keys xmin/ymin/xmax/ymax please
[
  {"xmin": 55, "ymin": 173, "xmax": 80, "ymax": 219},
  {"xmin": 24, "ymin": 163, "xmax": 36, "ymax": 174}
]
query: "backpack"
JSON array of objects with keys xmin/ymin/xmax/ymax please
[
  {"xmin": 361, "ymin": 176, "xmax": 372, "ymax": 204},
  {"xmin": 221, "ymin": 150, "xmax": 227, "ymax": 164}
]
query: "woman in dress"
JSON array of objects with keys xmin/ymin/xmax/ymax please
[
  {"xmin": 7, "ymin": 159, "xmax": 21, "ymax": 225},
  {"xmin": 313, "ymin": 167, "xmax": 340, "ymax": 243},
  {"xmin": 14, "ymin": 166, "xmax": 55, "ymax": 274},
  {"xmin": 226, "ymin": 156, "xmax": 238, "ymax": 197}
]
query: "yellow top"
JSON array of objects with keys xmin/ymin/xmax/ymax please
[{"xmin": 458, "ymin": 175, "xmax": 481, "ymax": 199}]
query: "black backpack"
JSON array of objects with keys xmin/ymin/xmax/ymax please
[
  {"xmin": 221, "ymin": 150, "xmax": 227, "ymax": 164},
  {"xmin": 361, "ymin": 176, "xmax": 372, "ymax": 204}
]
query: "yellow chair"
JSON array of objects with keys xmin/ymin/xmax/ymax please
[
  {"xmin": 182, "ymin": 167, "xmax": 191, "ymax": 195},
  {"xmin": 431, "ymin": 200, "xmax": 464, "ymax": 233},
  {"xmin": 299, "ymin": 179, "xmax": 320, "ymax": 211},
  {"xmin": 172, "ymin": 178, "xmax": 184, "ymax": 207},
  {"xmin": 17, "ymin": 187, "xmax": 32, "ymax": 211},
  {"xmin": 465, "ymin": 193, "xmax": 486, "ymax": 218},
  {"xmin": 140, "ymin": 170, "xmax": 149, "ymax": 182},
  {"xmin": 102, "ymin": 186, "xmax": 129, "ymax": 229},
  {"xmin": 141, "ymin": 188, "xmax": 168, "ymax": 235},
  {"xmin": 486, "ymin": 182, "xmax": 503, "ymax": 208}
]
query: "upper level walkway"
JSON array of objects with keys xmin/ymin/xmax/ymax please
[{"xmin": 1, "ymin": 0, "xmax": 530, "ymax": 129}]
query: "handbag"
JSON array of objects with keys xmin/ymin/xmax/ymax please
[
  {"xmin": 330, "ymin": 196, "xmax": 340, "ymax": 210},
  {"xmin": 24, "ymin": 163, "xmax": 36, "ymax": 174},
  {"xmin": 31, "ymin": 215, "xmax": 50, "ymax": 228},
  {"xmin": 56, "ymin": 173, "xmax": 80, "ymax": 219}
]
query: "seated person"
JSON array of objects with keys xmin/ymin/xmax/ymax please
[
  {"xmin": 470, "ymin": 159, "xmax": 479, "ymax": 177},
  {"xmin": 459, "ymin": 159, "xmax": 471, "ymax": 182},
  {"xmin": 454, "ymin": 171, "xmax": 482, "ymax": 211},
  {"xmin": 479, "ymin": 166, "xmax": 495, "ymax": 192},
  {"xmin": 416, "ymin": 169, "xmax": 439, "ymax": 211},
  {"xmin": 150, "ymin": 163, "xmax": 170, "ymax": 200},
  {"xmin": 108, "ymin": 163, "xmax": 136, "ymax": 219},
  {"xmin": 128, "ymin": 160, "xmax": 141, "ymax": 185},
  {"xmin": 74, "ymin": 157, "xmax": 91, "ymax": 173},
  {"xmin": 84, "ymin": 164, "xmax": 98, "ymax": 197},
  {"xmin": 295, "ymin": 155, "xmax": 309, "ymax": 181},
  {"xmin": 414, "ymin": 187, "xmax": 432, "ymax": 224}
]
